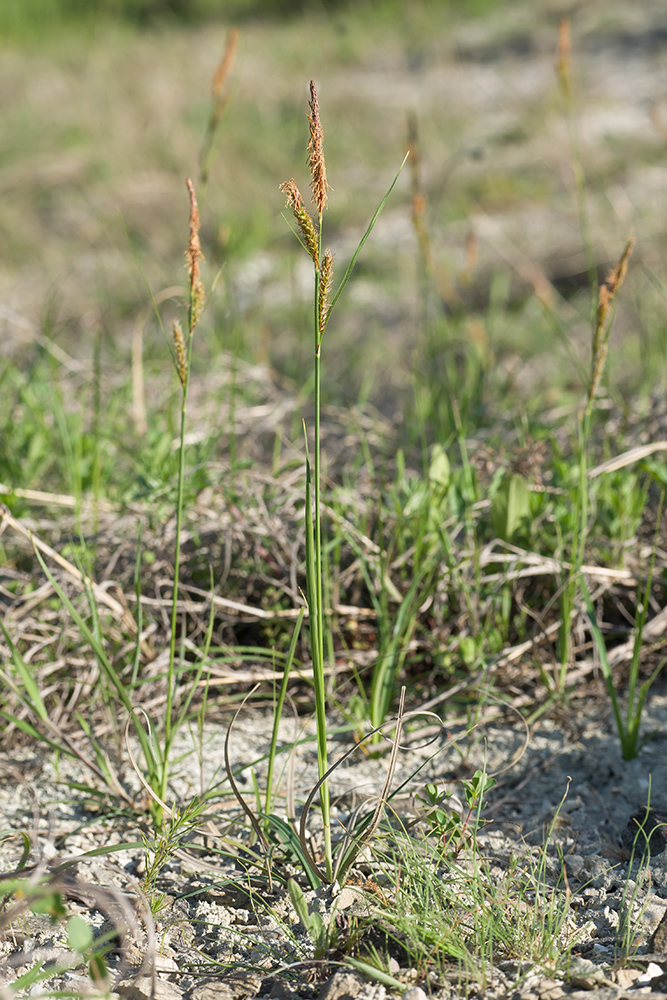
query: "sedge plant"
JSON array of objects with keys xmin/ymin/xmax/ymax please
[
  {"xmin": 581, "ymin": 495, "xmax": 666, "ymax": 760},
  {"xmin": 280, "ymin": 81, "xmax": 407, "ymax": 880},
  {"xmin": 556, "ymin": 236, "xmax": 635, "ymax": 691},
  {"xmin": 554, "ymin": 19, "xmax": 637, "ymax": 688}
]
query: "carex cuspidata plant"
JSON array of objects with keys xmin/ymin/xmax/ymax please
[
  {"xmin": 158, "ymin": 178, "xmax": 209, "ymax": 816},
  {"xmin": 557, "ymin": 237, "xmax": 635, "ymax": 690},
  {"xmin": 280, "ymin": 82, "xmax": 407, "ymax": 880},
  {"xmin": 553, "ymin": 16, "xmax": 637, "ymax": 688}
]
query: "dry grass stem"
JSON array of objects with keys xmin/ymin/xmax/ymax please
[
  {"xmin": 308, "ymin": 80, "xmax": 330, "ymax": 216},
  {"xmin": 280, "ymin": 178, "xmax": 319, "ymax": 263}
]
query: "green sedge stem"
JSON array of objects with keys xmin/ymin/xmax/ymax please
[
  {"xmin": 163, "ymin": 298, "xmax": 196, "ymax": 806},
  {"xmin": 312, "ymin": 212, "xmax": 332, "ymax": 878}
]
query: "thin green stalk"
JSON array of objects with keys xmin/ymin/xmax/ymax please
[
  {"xmin": 165, "ymin": 366, "xmax": 189, "ymax": 760},
  {"xmin": 265, "ymin": 607, "xmax": 305, "ymax": 815},
  {"xmin": 162, "ymin": 178, "xmax": 205, "ymax": 810}
]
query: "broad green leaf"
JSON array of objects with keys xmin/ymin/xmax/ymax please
[
  {"xmin": 68, "ymin": 915, "xmax": 93, "ymax": 953},
  {"xmin": 288, "ymin": 878, "xmax": 310, "ymax": 927},
  {"xmin": 429, "ymin": 444, "xmax": 450, "ymax": 490},
  {"xmin": 490, "ymin": 472, "xmax": 531, "ymax": 542}
]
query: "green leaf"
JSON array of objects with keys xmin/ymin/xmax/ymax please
[
  {"xmin": 89, "ymin": 953, "xmax": 109, "ymax": 984},
  {"xmin": 345, "ymin": 958, "xmax": 405, "ymax": 989},
  {"xmin": 30, "ymin": 891, "xmax": 67, "ymax": 921},
  {"xmin": 288, "ymin": 878, "xmax": 310, "ymax": 927},
  {"xmin": 68, "ymin": 915, "xmax": 93, "ymax": 953},
  {"xmin": 264, "ymin": 814, "xmax": 322, "ymax": 889},
  {"xmin": 0, "ymin": 621, "xmax": 48, "ymax": 720},
  {"xmin": 429, "ymin": 444, "xmax": 450, "ymax": 490},
  {"xmin": 326, "ymin": 152, "xmax": 409, "ymax": 324},
  {"xmin": 490, "ymin": 472, "xmax": 531, "ymax": 542}
]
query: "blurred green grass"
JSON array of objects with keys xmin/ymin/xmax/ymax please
[{"xmin": 0, "ymin": 0, "xmax": 507, "ymax": 40}]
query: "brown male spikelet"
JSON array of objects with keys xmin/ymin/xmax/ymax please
[
  {"xmin": 212, "ymin": 28, "xmax": 238, "ymax": 102},
  {"xmin": 556, "ymin": 18, "xmax": 572, "ymax": 103},
  {"xmin": 173, "ymin": 320, "xmax": 187, "ymax": 388},
  {"xmin": 318, "ymin": 249, "xmax": 334, "ymax": 335},
  {"xmin": 185, "ymin": 177, "xmax": 205, "ymax": 327},
  {"xmin": 308, "ymin": 80, "xmax": 330, "ymax": 216},
  {"xmin": 280, "ymin": 179, "xmax": 319, "ymax": 264},
  {"xmin": 589, "ymin": 236, "xmax": 635, "ymax": 403},
  {"xmin": 406, "ymin": 112, "xmax": 432, "ymax": 277}
]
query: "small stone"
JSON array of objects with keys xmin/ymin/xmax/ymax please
[
  {"xmin": 401, "ymin": 988, "xmax": 426, "ymax": 1000},
  {"xmin": 614, "ymin": 966, "xmax": 642, "ymax": 989},
  {"xmin": 566, "ymin": 957, "xmax": 606, "ymax": 989},
  {"xmin": 621, "ymin": 808, "xmax": 667, "ymax": 855},
  {"xmin": 564, "ymin": 855, "xmax": 585, "ymax": 881},
  {"xmin": 318, "ymin": 971, "xmax": 364, "ymax": 1000},
  {"xmin": 536, "ymin": 978, "xmax": 566, "ymax": 999},
  {"xmin": 155, "ymin": 955, "xmax": 179, "ymax": 973},
  {"xmin": 335, "ymin": 886, "xmax": 368, "ymax": 911},
  {"xmin": 117, "ymin": 975, "xmax": 184, "ymax": 1000},
  {"xmin": 638, "ymin": 961, "xmax": 666, "ymax": 984},
  {"xmin": 651, "ymin": 907, "xmax": 667, "ymax": 955},
  {"xmin": 188, "ymin": 973, "xmax": 263, "ymax": 1000}
]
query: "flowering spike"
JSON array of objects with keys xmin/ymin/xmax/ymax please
[
  {"xmin": 185, "ymin": 177, "xmax": 204, "ymax": 295},
  {"xmin": 280, "ymin": 178, "xmax": 319, "ymax": 263},
  {"xmin": 173, "ymin": 320, "xmax": 187, "ymax": 388},
  {"xmin": 589, "ymin": 237, "xmax": 635, "ymax": 403},
  {"xmin": 308, "ymin": 81, "xmax": 330, "ymax": 216},
  {"xmin": 318, "ymin": 249, "xmax": 333, "ymax": 335}
]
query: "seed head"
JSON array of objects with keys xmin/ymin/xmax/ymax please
[
  {"xmin": 308, "ymin": 80, "xmax": 330, "ymax": 215},
  {"xmin": 212, "ymin": 28, "xmax": 238, "ymax": 100},
  {"xmin": 280, "ymin": 178, "xmax": 319, "ymax": 263},
  {"xmin": 185, "ymin": 177, "xmax": 204, "ymax": 296},
  {"xmin": 318, "ymin": 249, "xmax": 334, "ymax": 335},
  {"xmin": 173, "ymin": 320, "xmax": 187, "ymax": 388},
  {"xmin": 589, "ymin": 236, "xmax": 635, "ymax": 403},
  {"xmin": 556, "ymin": 18, "xmax": 572, "ymax": 103}
]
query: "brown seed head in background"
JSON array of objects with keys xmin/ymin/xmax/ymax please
[
  {"xmin": 556, "ymin": 18, "xmax": 572, "ymax": 102},
  {"xmin": 212, "ymin": 28, "xmax": 239, "ymax": 100},
  {"xmin": 308, "ymin": 81, "xmax": 330, "ymax": 216}
]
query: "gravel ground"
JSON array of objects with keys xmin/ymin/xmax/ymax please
[{"xmin": 1, "ymin": 692, "xmax": 667, "ymax": 1000}]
